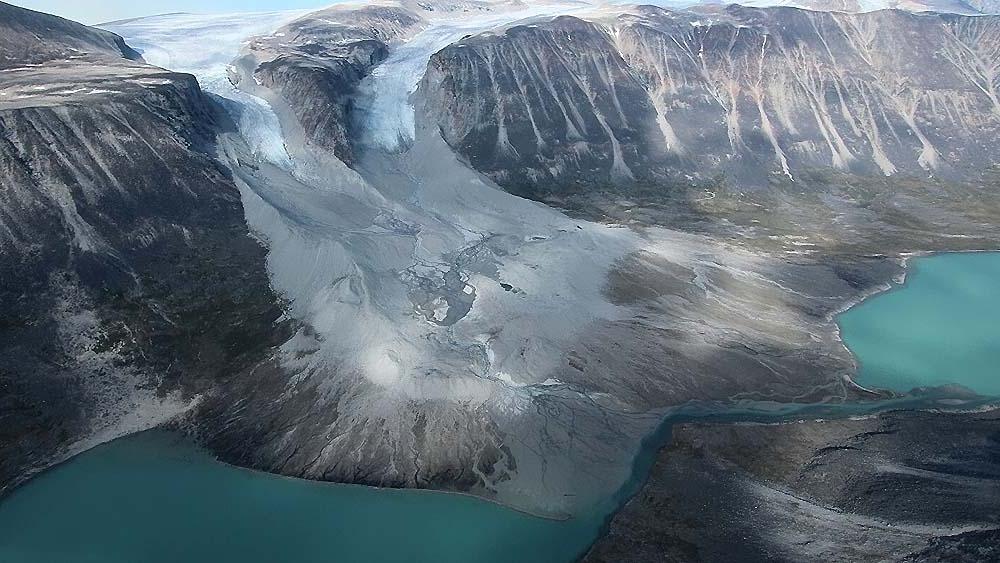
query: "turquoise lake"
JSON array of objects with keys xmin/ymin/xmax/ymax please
[
  {"xmin": 2, "ymin": 252, "xmax": 997, "ymax": 562},
  {"xmin": 0, "ymin": 431, "xmax": 608, "ymax": 563},
  {"xmin": 839, "ymin": 252, "xmax": 1000, "ymax": 397}
]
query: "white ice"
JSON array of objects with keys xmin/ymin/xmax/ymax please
[
  {"xmin": 103, "ymin": 11, "xmax": 309, "ymax": 168},
  {"xmin": 108, "ymin": 3, "xmax": 636, "ymax": 399}
]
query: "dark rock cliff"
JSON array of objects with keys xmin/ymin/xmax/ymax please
[
  {"xmin": 421, "ymin": 15, "xmax": 665, "ymax": 199},
  {"xmin": 0, "ymin": 1, "xmax": 141, "ymax": 69},
  {"xmin": 0, "ymin": 3, "xmax": 284, "ymax": 495}
]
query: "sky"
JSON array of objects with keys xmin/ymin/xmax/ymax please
[{"xmin": 12, "ymin": 0, "xmax": 333, "ymax": 24}]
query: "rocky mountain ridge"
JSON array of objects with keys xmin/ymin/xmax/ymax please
[
  {"xmin": 651, "ymin": 0, "xmax": 1000, "ymax": 15},
  {"xmin": 0, "ymin": 1, "xmax": 141, "ymax": 70},
  {"xmin": 586, "ymin": 408, "xmax": 1000, "ymax": 562},
  {"xmin": 418, "ymin": 5, "xmax": 1000, "ymax": 199}
]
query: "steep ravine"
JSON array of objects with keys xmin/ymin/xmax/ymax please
[{"xmin": 240, "ymin": 4, "xmax": 428, "ymax": 163}]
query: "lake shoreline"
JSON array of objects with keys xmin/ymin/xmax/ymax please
[
  {"xmin": 829, "ymin": 249, "xmax": 1000, "ymax": 396},
  {"xmin": 836, "ymin": 250, "xmax": 1000, "ymax": 398}
]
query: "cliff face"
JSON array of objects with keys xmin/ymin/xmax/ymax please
[
  {"xmin": 0, "ymin": 4, "xmax": 284, "ymax": 494},
  {"xmin": 418, "ymin": 6, "xmax": 1000, "ymax": 198},
  {"xmin": 241, "ymin": 5, "xmax": 427, "ymax": 163},
  {"xmin": 722, "ymin": 0, "xmax": 989, "ymax": 12},
  {"xmin": 420, "ymin": 16, "xmax": 665, "ymax": 198}
]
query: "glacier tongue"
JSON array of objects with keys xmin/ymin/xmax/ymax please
[
  {"xmin": 103, "ymin": 11, "xmax": 307, "ymax": 168},
  {"xmin": 109, "ymin": 3, "xmax": 638, "ymax": 402}
]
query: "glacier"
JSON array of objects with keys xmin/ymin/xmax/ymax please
[{"xmin": 104, "ymin": 11, "xmax": 308, "ymax": 167}]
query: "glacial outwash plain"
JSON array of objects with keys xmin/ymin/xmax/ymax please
[{"xmin": 0, "ymin": 0, "xmax": 998, "ymax": 561}]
